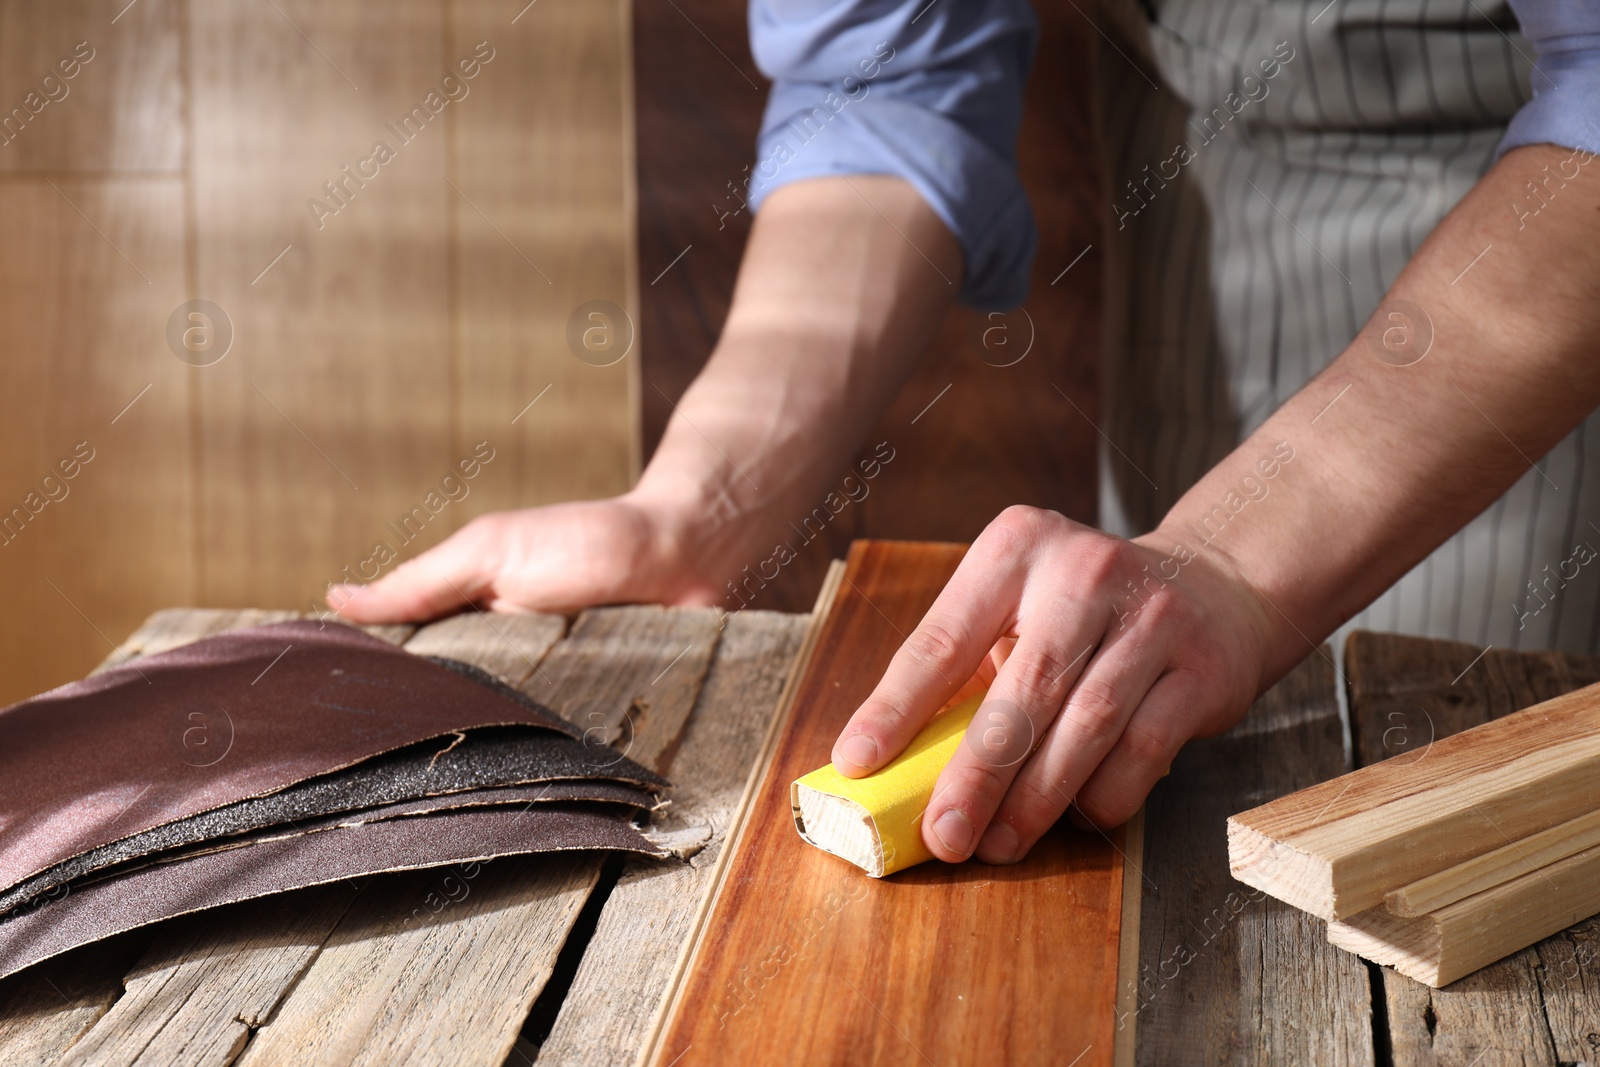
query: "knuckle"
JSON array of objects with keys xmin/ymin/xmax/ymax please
[
  {"xmin": 981, "ymin": 505, "xmax": 1052, "ymax": 558},
  {"xmin": 1075, "ymin": 540, "xmax": 1130, "ymax": 592},
  {"xmin": 1119, "ymin": 720, "xmax": 1176, "ymax": 768},
  {"xmin": 1004, "ymin": 648, "xmax": 1075, "ymax": 706},
  {"xmin": 902, "ymin": 620, "xmax": 965, "ymax": 674},
  {"xmin": 944, "ymin": 760, "xmax": 1011, "ymax": 812},
  {"xmin": 999, "ymin": 780, "xmax": 1068, "ymax": 841},
  {"xmin": 1064, "ymin": 677, "xmax": 1127, "ymax": 745}
]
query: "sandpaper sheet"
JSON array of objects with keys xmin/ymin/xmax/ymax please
[
  {"xmin": 0, "ymin": 806, "xmax": 665, "ymax": 981},
  {"xmin": 0, "ymin": 619, "xmax": 595, "ymax": 902},
  {"xmin": 65, "ymin": 781, "xmax": 662, "ymax": 888},
  {"xmin": 0, "ymin": 726, "xmax": 666, "ymax": 916}
]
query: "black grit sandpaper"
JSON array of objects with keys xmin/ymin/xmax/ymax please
[
  {"xmin": 0, "ymin": 726, "xmax": 666, "ymax": 917},
  {"xmin": 0, "ymin": 806, "xmax": 667, "ymax": 982}
]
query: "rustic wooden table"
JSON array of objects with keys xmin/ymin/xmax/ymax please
[{"xmin": 0, "ymin": 605, "xmax": 1596, "ymax": 1066}]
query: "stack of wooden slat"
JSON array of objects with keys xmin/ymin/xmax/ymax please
[{"xmin": 1226, "ymin": 680, "xmax": 1600, "ymax": 987}]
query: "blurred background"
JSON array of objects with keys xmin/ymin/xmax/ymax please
[{"xmin": 0, "ymin": 0, "xmax": 1101, "ymax": 705}]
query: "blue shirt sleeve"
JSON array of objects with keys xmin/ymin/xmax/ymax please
[
  {"xmin": 1501, "ymin": 0, "xmax": 1600, "ymax": 157},
  {"xmin": 747, "ymin": 0, "xmax": 1038, "ymax": 310}
]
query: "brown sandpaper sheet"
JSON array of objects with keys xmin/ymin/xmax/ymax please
[
  {"xmin": 0, "ymin": 619, "xmax": 593, "ymax": 903},
  {"xmin": 0, "ymin": 726, "xmax": 666, "ymax": 917},
  {"xmin": 0, "ymin": 806, "xmax": 666, "ymax": 981}
]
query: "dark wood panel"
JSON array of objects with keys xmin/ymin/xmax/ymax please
[
  {"xmin": 633, "ymin": 1, "xmax": 1102, "ymax": 611},
  {"xmin": 1345, "ymin": 632, "xmax": 1600, "ymax": 1065},
  {"xmin": 650, "ymin": 541, "xmax": 1128, "ymax": 1066}
]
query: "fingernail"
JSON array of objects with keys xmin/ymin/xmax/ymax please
[
  {"xmin": 978, "ymin": 821, "xmax": 1022, "ymax": 864},
  {"xmin": 835, "ymin": 733, "xmax": 879, "ymax": 772},
  {"xmin": 932, "ymin": 808, "xmax": 976, "ymax": 858}
]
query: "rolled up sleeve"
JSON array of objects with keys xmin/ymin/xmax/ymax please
[
  {"xmin": 1500, "ymin": 0, "xmax": 1600, "ymax": 156},
  {"xmin": 747, "ymin": 0, "xmax": 1038, "ymax": 310}
]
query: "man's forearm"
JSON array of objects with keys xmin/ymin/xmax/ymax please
[
  {"xmin": 1151, "ymin": 143, "xmax": 1600, "ymax": 681},
  {"xmin": 632, "ymin": 176, "xmax": 962, "ymax": 582}
]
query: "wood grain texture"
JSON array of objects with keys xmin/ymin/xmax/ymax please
[
  {"xmin": 58, "ymin": 886, "xmax": 360, "ymax": 1067},
  {"xmin": 0, "ymin": 940, "xmax": 143, "ymax": 1067},
  {"xmin": 1137, "ymin": 648, "xmax": 1375, "ymax": 1067},
  {"xmin": 536, "ymin": 609, "xmax": 810, "ymax": 1066},
  {"xmin": 647, "ymin": 542, "xmax": 1129, "ymax": 1067},
  {"xmin": 399, "ymin": 610, "xmax": 566, "ymax": 688},
  {"xmin": 0, "ymin": 1, "xmax": 636, "ymax": 703},
  {"xmin": 0, "ymin": 0, "xmax": 183, "ymax": 172},
  {"xmin": 450, "ymin": 0, "xmax": 638, "ymax": 496},
  {"xmin": 1345, "ymin": 631, "xmax": 1600, "ymax": 1066},
  {"xmin": 1229, "ymin": 673, "xmax": 1600, "ymax": 920},
  {"xmin": 1386, "ymin": 809, "xmax": 1600, "ymax": 918},
  {"xmin": 634, "ymin": 0, "xmax": 1102, "ymax": 613},
  {"xmin": 232, "ymin": 605, "xmax": 723, "ymax": 1066},
  {"xmin": 0, "ymin": 176, "xmax": 192, "ymax": 706}
]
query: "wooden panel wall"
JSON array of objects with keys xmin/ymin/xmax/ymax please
[{"xmin": 0, "ymin": 0, "xmax": 636, "ymax": 704}]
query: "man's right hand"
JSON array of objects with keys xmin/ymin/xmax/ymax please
[{"xmin": 328, "ymin": 493, "xmax": 721, "ymax": 623}]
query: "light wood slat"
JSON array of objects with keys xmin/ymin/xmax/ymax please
[
  {"xmin": 188, "ymin": 0, "xmax": 461, "ymax": 612},
  {"xmin": 233, "ymin": 605, "xmax": 723, "ymax": 1066},
  {"xmin": 1228, "ymin": 678, "xmax": 1600, "ymax": 921},
  {"xmin": 0, "ymin": 177, "xmax": 191, "ymax": 706},
  {"xmin": 1331, "ymin": 839, "xmax": 1600, "ymax": 987},
  {"xmin": 450, "ymin": 0, "xmax": 637, "ymax": 498},
  {"xmin": 1345, "ymin": 633, "xmax": 1600, "ymax": 1063},
  {"xmin": 645, "ymin": 542, "xmax": 1130, "ymax": 1067},
  {"xmin": 1386, "ymin": 809, "xmax": 1600, "ymax": 917},
  {"xmin": 1137, "ymin": 649, "xmax": 1374, "ymax": 1066},
  {"xmin": 58, "ymin": 886, "xmax": 360, "ymax": 1067},
  {"xmin": 0, "ymin": 0, "xmax": 183, "ymax": 171},
  {"xmin": 399, "ymin": 611, "xmax": 566, "ymax": 687},
  {"xmin": 537, "ymin": 608, "xmax": 812, "ymax": 1066}
]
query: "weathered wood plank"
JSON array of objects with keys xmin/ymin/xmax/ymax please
[
  {"xmin": 1136, "ymin": 648, "xmax": 1374, "ymax": 1066},
  {"xmin": 233, "ymin": 605, "xmax": 723, "ymax": 1066},
  {"xmin": 536, "ymin": 609, "xmax": 809, "ymax": 1065},
  {"xmin": 400, "ymin": 611, "xmax": 566, "ymax": 688},
  {"xmin": 0, "ymin": 940, "xmax": 144, "ymax": 1067},
  {"xmin": 58, "ymin": 886, "xmax": 360, "ymax": 1067},
  {"xmin": 1346, "ymin": 631, "xmax": 1600, "ymax": 1066}
]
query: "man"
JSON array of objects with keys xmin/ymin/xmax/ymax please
[{"xmin": 335, "ymin": 0, "xmax": 1600, "ymax": 869}]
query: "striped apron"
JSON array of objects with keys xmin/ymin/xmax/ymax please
[{"xmin": 1091, "ymin": 0, "xmax": 1600, "ymax": 653}]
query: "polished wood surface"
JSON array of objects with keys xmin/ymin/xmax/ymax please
[
  {"xmin": 634, "ymin": 0, "xmax": 1104, "ymax": 612},
  {"xmin": 0, "ymin": 0, "xmax": 636, "ymax": 705},
  {"xmin": 648, "ymin": 541, "xmax": 1131, "ymax": 1066}
]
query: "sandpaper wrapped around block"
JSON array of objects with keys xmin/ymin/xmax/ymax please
[
  {"xmin": 0, "ymin": 806, "xmax": 666, "ymax": 981},
  {"xmin": 0, "ymin": 619, "xmax": 607, "ymax": 902},
  {"xmin": 791, "ymin": 693, "xmax": 982, "ymax": 877}
]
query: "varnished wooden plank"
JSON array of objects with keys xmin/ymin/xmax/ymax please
[
  {"xmin": 451, "ymin": 0, "xmax": 637, "ymax": 499},
  {"xmin": 0, "ymin": 177, "xmax": 191, "ymax": 706},
  {"xmin": 58, "ymin": 887, "xmax": 359, "ymax": 1067},
  {"xmin": 647, "ymin": 542, "xmax": 1128, "ymax": 1067},
  {"xmin": 1137, "ymin": 649, "xmax": 1374, "ymax": 1066},
  {"xmin": 236, "ymin": 605, "xmax": 723, "ymax": 1066},
  {"xmin": 1346, "ymin": 632, "xmax": 1600, "ymax": 1065},
  {"xmin": 0, "ymin": 0, "xmax": 183, "ymax": 172},
  {"xmin": 538, "ymin": 608, "xmax": 810, "ymax": 1065}
]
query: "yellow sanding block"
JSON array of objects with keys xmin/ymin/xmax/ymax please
[{"xmin": 790, "ymin": 693, "xmax": 982, "ymax": 877}]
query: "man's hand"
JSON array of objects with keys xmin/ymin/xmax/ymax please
[
  {"xmin": 831, "ymin": 505, "xmax": 1275, "ymax": 864},
  {"xmin": 329, "ymin": 494, "xmax": 720, "ymax": 622}
]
